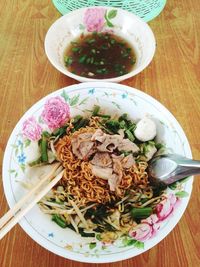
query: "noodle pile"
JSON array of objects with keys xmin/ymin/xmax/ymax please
[{"xmin": 55, "ymin": 126, "xmax": 152, "ymax": 205}]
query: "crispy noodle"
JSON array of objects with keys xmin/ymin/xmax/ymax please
[{"xmin": 55, "ymin": 126, "xmax": 152, "ymax": 205}]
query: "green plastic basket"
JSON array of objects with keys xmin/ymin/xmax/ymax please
[{"xmin": 52, "ymin": 0, "xmax": 166, "ymax": 22}]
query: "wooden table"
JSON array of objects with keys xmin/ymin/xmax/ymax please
[{"xmin": 0, "ymin": 1, "xmax": 200, "ymax": 266}]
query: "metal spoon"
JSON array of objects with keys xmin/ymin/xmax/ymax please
[{"xmin": 148, "ymin": 154, "xmax": 200, "ymax": 187}]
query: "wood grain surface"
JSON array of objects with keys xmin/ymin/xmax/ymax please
[{"xmin": 0, "ymin": 0, "xmax": 200, "ymax": 266}]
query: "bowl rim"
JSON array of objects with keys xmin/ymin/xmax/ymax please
[
  {"xmin": 2, "ymin": 82, "xmax": 193, "ymax": 263},
  {"xmin": 44, "ymin": 6, "xmax": 156, "ymax": 82}
]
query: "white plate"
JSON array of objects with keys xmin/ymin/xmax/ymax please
[
  {"xmin": 3, "ymin": 82, "xmax": 193, "ymax": 263},
  {"xmin": 45, "ymin": 7, "xmax": 156, "ymax": 82}
]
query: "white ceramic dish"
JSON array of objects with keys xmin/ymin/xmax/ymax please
[
  {"xmin": 45, "ymin": 7, "xmax": 156, "ymax": 82},
  {"xmin": 3, "ymin": 82, "xmax": 192, "ymax": 263}
]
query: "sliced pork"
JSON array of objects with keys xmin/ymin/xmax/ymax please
[
  {"xmin": 117, "ymin": 139, "xmax": 139, "ymax": 153},
  {"xmin": 91, "ymin": 152, "xmax": 112, "ymax": 167},
  {"xmin": 90, "ymin": 165, "xmax": 113, "ymax": 180},
  {"xmin": 121, "ymin": 154, "xmax": 136, "ymax": 168},
  {"xmin": 97, "ymin": 134, "xmax": 123, "ymax": 152},
  {"xmin": 71, "ymin": 132, "xmax": 95, "ymax": 160}
]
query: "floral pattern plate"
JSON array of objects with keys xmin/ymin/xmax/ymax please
[{"xmin": 2, "ymin": 82, "xmax": 193, "ymax": 263}]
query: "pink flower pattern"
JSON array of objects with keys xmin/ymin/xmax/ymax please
[
  {"xmin": 83, "ymin": 8, "xmax": 106, "ymax": 32},
  {"xmin": 129, "ymin": 214, "xmax": 160, "ymax": 242},
  {"xmin": 41, "ymin": 96, "xmax": 70, "ymax": 130},
  {"xmin": 22, "ymin": 117, "xmax": 42, "ymax": 141},
  {"xmin": 156, "ymin": 193, "xmax": 178, "ymax": 221},
  {"xmin": 129, "ymin": 194, "xmax": 178, "ymax": 242}
]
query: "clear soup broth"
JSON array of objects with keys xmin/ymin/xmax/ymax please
[{"xmin": 64, "ymin": 32, "xmax": 136, "ymax": 79}]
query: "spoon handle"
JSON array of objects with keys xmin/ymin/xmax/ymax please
[
  {"xmin": 171, "ymin": 155, "xmax": 200, "ymax": 168},
  {"xmin": 149, "ymin": 154, "xmax": 200, "ymax": 185}
]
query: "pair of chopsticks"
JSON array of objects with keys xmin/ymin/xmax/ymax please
[{"xmin": 0, "ymin": 162, "xmax": 64, "ymax": 240}]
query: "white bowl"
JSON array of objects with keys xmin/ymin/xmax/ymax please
[
  {"xmin": 3, "ymin": 82, "xmax": 193, "ymax": 263},
  {"xmin": 45, "ymin": 7, "xmax": 156, "ymax": 82}
]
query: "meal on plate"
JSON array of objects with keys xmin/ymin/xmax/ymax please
[
  {"xmin": 24, "ymin": 105, "xmax": 166, "ymax": 241},
  {"xmin": 64, "ymin": 32, "xmax": 136, "ymax": 79}
]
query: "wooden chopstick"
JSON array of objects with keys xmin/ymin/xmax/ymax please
[
  {"xmin": 0, "ymin": 165, "xmax": 64, "ymax": 240},
  {"xmin": 0, "ymin": 162, "xmax": 61, "ymax": 230}
]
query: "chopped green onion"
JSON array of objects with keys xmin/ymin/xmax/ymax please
[
  {"xmin": 42, "ymin": 131, "xmax": 51, "ymax": 138},
  {"xmin": 53, "ymin": 126, "xmax": 67, "ymax": 137},
  {"xmin": 41, "ymin": 134, "xmax": 48, "ymax": 162},
  {"xmin": 96, "ymin": 114, "xmax": 111, "ymax": 119},
  {"xmin": 128, "ymin": 123, "xmax": 136, "ymax": 131},
  {"xmin": 52, "ymin": 214, "xmax": 67, "ymax": 228},
  {"xmin": 131, "ymin": 58, "xmax": 136, "ymax": 65},
  {"xmin": 86, "ymin": 38, "xmax": 95, "ymax": 44},
  {"xmin": 86, "ymin": 57, "xmax": 91, "ymax": 64},
  {"xmin": 71, "ymin": 41, "xmax": 78, "ymax": 45},
  {"xmin": 105, "ymin": 120, "xmax": 120, "ymax": 133},
  {"xmin": 28, "ymin": 157, "xmax": 42, "ymax": 167},
  {"xmin": 74, "ymin": 118, "xmax": 89, "ymax": 130},
  {"xmin": 125, "ymin": 129, "xmax": 135, "ymax": 142},
  {"xmin": 64, "ymin": 56, "xmax": 73, "ymax": 66},
  {"xmin": 73, "ymin": 115, "xmax": 83, "ymax": 124},
  {"xmin": 101, "ymin": 44, "xmax": 108, "ymax": 50},
  {"xmin": 155, "ymin": 143, "xmax": 164, "ymax": 149},
  {"xmin": 90, "ymin": 57, "xmax": 94, "ymax": 64},
  {"xmin": 118, "ymin": 113, "xmax": 128, "ymax": 122},
  {"xmin": 79, "ymin": 229, "xmax": 95, "ymax": 237},
  {"xmin": 79, "ymin": 55, "xmax": 87, "ymax": 63},
  {"xmin": 131, "ymin": 207, "xmax": 153, "ymax": 219},
  {"xmin": 96, "ymin": 68, "xmax": 108, "ymax": 74},
  {"xmin": 119, "ymin": 120, "xmax": 126, "ymax": 128},
  {"xmin": 72, "ymin": 47, "xmax": 80, "ymax": 52},
  {"xmin": 110, "ymin": 39, "xmax": 116, "ymax": 44}
]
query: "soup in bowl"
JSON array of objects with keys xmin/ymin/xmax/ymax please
[{"xmin": 45, "ymin": 7, "xmax": 156, "ymax": 82}]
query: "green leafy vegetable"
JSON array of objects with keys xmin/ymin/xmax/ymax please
[
  {"xmin": 74, "ymin": 118, "xmax": 89, "ymax": 131},
  {"xmin": 79, "ymin": 229, "xmax": 95, "ymax": 237},
  {"xmin": 28, "ymin": 157, "xmax": 42, "ymax": 167},
  {"xmin": 89, "ymin": 242, "xmax": 97, "ymax": 249},
  {"xmin": 64, "ymin": 56, "xmax": 73, "ymax": 66},
  {"xmin": 105, "ymin": 120, "xmax": 120, "ymax": 133},
  {"xmin": 52, "ymin": 214, "xmax": 67, "ymax": 228},
  {"xmin": 125, "ymin": 129, "xmax": 135, "ymax": 142},
  {"xmin": 52, "ymin": 126, "xmax": 68, "ymax": 137},
  {"xmin": 41, "ymin": 134, "xmax": 48, "ymax": 162},
  {"xmin": 131, "ymin": 207, "xmax": 153, "ymax": 219},
  {"xmin": 91, "ymin": 105, "xmax": 111, "ymax": 119},
  {"xmin": 79, "ymin": 54, "xmax": 87, "ymax": 63},
  {"xmin": 86, "ymin": 38, "xmax": 95, "ymax": 44},
  {"xmin": 73, "ymin": 115, "xmax": 83, "ymax": 124},
  {"xmin": 72, "ymin": 47, "xmax": 80, "ymax": 52}
]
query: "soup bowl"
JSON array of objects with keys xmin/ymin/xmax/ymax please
[
  {"xmin": 3, "ymin": 82, "xmax": 193, "ymax": 263},
  {"xmin": 45, "ymin": 6, "xmax": 156, "ymax": 82}
]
